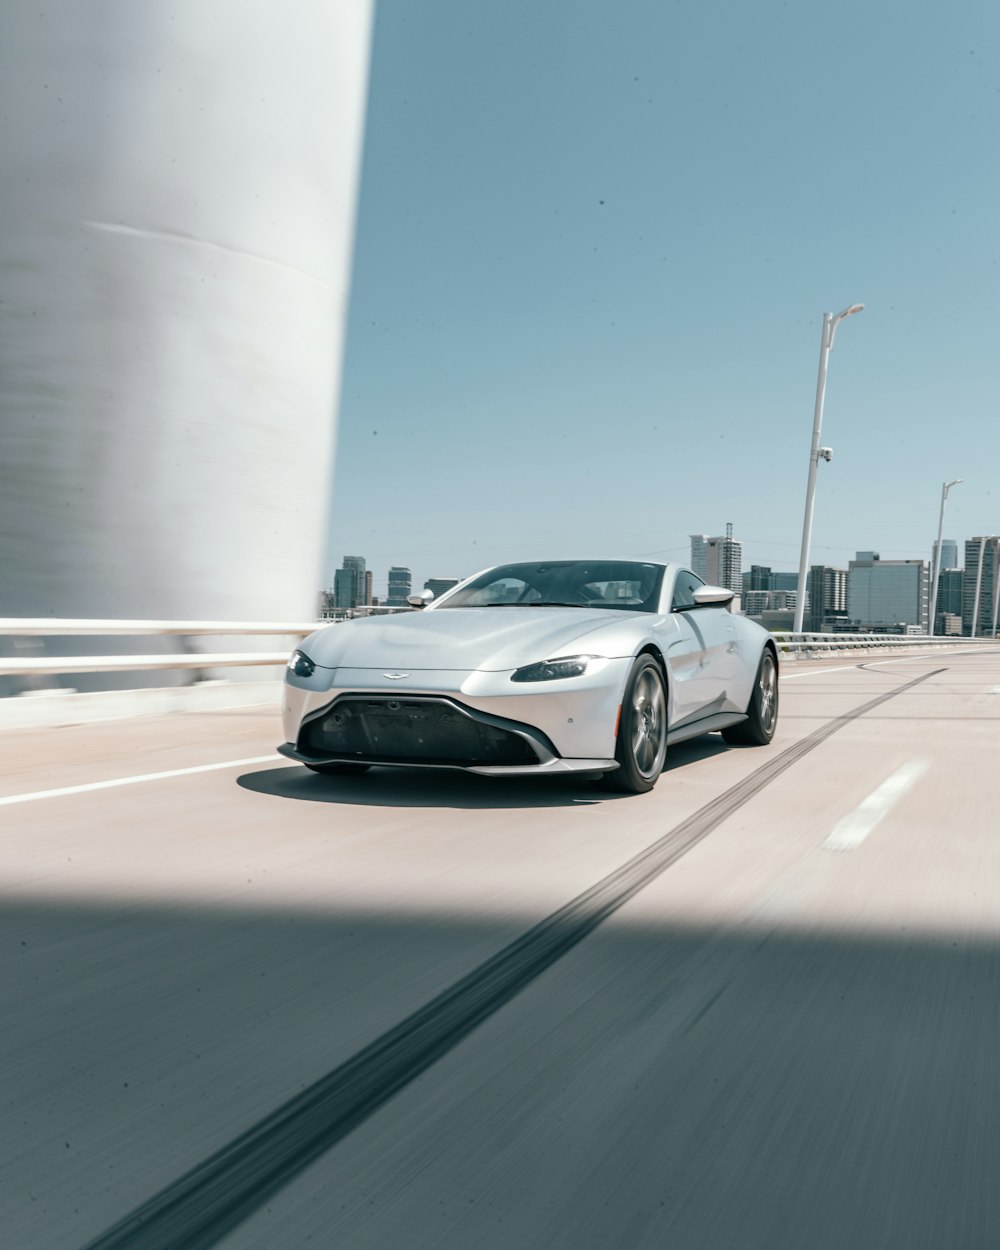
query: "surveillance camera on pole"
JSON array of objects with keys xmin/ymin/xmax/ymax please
[{"xmin": 819, "ymin": 447, "xmax": 833, "ymax": 463}]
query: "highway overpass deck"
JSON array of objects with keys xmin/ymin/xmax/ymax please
[{"xmin": 3, "ymin": 650, "xmax": 999, "ymax": 1248}]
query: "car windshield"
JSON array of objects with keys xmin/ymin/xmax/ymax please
[{"xmin": 436, "ymin": 560, "xmax": 664, "ymax": 612}]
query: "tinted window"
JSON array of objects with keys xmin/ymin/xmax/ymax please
[
  {"xmin": 438, "ymin": 561, "xmax": 664, "ymax": 612},
  {"xmin": 671, "ymin": 570, "xmax": 705, "ymax": 610}
]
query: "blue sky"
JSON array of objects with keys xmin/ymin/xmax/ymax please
[{"xmin": 327, "ymin": 0, "xmax": 1000, "ymax": 596}]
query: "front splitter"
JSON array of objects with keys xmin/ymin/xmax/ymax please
[{"xmin": 276, "ymin": 742, "xmax": 618, "ymax": 777}]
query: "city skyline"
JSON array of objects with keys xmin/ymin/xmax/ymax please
[
  {"xmin": 324, "ymin": 531, "xmax": 998, "ymax": 637},
  {"xmin": 327, "ymin": 530, "xmax": 974, "ymax": 610},
  {"xmin": 324, "ymin": 512, "xmax": 985, "ymax": 602}
]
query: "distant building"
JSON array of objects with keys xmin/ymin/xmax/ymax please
[
  {"xmin": 847, "ymin": 552, "xmax": 928, "ymax": 631},
  {"xmin": 934, "ymin": 567, "xmax": 963, "ymax": 633},
  {"xmin": 332, "ymin": 568, "xmax": 352, "ymax": 610},
  {"xmin": 424, "ymin": 576, "xmax": 461, "ymax": 601},
  {"xmin": 932, "ymin": 538, "xmax": 959, "ymax": 575},
  {"xmin": 333, "ymin": 555, "xmax": 369, "ymax": 610},
  {"xmin": 745, "ymin": 589, "xmax": 797, "ymax": 618},
  {"xmin": 690, "ymin": 535, "xmax": 709, "ymax": 581},
  {"xmin": 743, "ymin": 590, "xmax": 769, "ymax": 617},
  {"xmin": 962, "ymin": 537, "xmax": 1000, "ymax": 636},
  {"xmin": 806, "ymin": 565, "xmax": 848, "ymax": 632},
  {"xmin": 386, "ymin": 566, "xmax": 412, "ymax": 606},
  {"xmin": 743, "ymin": 566, "xmax": 798, "ymax": 600},
  {"xmin": 691, "ymin": 524, "xmax": 742, "ymax": 593}
]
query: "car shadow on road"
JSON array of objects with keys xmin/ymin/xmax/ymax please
[
  {"xmin": 237, "ymin": 766, "xmax": 616, "ymax": 808},
  {"xmin": 237, "ymin": 735, "xmax": 733, "ymax": 810}
]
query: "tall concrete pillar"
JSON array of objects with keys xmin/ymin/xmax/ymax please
[{"xmin": 0, "ymin": 2, "xmax": 373, "ymax": 626}]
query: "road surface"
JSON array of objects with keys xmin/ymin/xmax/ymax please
[{"xmin": 3, "ymin": 650, "xmax": 999, "ymax": 1248}]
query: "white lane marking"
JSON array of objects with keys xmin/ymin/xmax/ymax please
[
  {"xmin": 781, "ymin": 663, "xmax": 863, "ymax": 680},
  {"xmin": 782, "ymin": 655, "xmax": 950, "ymax": 680},
  {"xmin": 0, "ymin": 755, "xmax": 282, "ymax": 808},
  {"xmin": 990, "ymin": 685, "xmax": 1000, "ymax": 694},
  {"xmin": 822, "ymin": 760, "xmax": 929, "ymax": 852}
]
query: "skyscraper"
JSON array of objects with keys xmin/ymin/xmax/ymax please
[
  {"xmin": 690, "ymin": 524, "xmax": 742, "ymax": 593},
  {"xmin": 333, "ymin": 555, "xmax": 368, "ymax": 610},
  {"xmin": 937, "ymin": 568, "xmax": 963, "ymax": 616},
  {"xmin": 805, "ymin": 564, "xmax": 848, "ymax": 631},
  {"xmin": 961, "ymin": 538, "xmax": 1000, "ymax": 636},
  {"xmin": 689, "ymin": 535, "xmax": 709, "ymax": 581},
  {"xmin": 932, "ymin": 538, "xmax": 959, "ymax": 573},
  {"xmin": 386, "ymin": 566, "xmax": 412, "ymax": 606},
  {"xmin": 333, "ymin": 567, "xmax": 352, "ymax": 610}
]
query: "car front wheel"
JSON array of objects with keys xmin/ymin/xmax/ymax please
[
  {"xmin": 600, "ymin": 655, "xmax": 668, "ymax": 793},
  {"xmin": 722, "ymin": 648, "xmax": 778, "ymax": 746}
]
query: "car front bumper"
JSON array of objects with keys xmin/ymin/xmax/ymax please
[{"xmin": 281, "ymin": 661, "xmax": 632, "ymax": 774}]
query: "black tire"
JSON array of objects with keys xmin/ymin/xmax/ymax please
[
  {"xmin": 599, "ymin": 655, "xmax": 668, "ymax": 794},
  {"xmin": 721, "ymin": 647, "xmax": 778, "ymax": 746},
  {"xmin": 304, "ymin": 762, "xmax": 371, "ymax": 776}
]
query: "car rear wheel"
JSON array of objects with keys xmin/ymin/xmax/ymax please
[
  {"xmin": 599, "ymin": 655, "xmax": 668, "ymax": 793},
  {"xmin": 721, "ymin": 648, "xmax": 778, "ymax": 746},
  {"xmin": 304, "ymin": 762, "xmax": 371, "ymax": 776}
]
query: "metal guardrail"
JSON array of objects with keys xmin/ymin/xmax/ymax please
[
  {"xmin": 0, "ymin": 619, "xmax": 993, "ymax": 679},
  {"xmin": 0, "ymin": 620, "xmax": 321, "ymax": 637},
  {"xmin": 771, "ymin": 631, "xmax": 992, "ymax": 653},
  {"xmin": 0, "ymin": 620, "xmax": 319, "ymax": 679}
]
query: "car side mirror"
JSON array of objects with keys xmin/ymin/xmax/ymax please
[
  {"xmin": 692, "ymin": 585, "xmax": 735, "ymax": 607},
  {"xmin": 407, "ymin": 588, "xmax": 435, "ymax": 608},
  {"xmin": 674, "ymin": 585, "xmax": 735, "ymax": 611}
]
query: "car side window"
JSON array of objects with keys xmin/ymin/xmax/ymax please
[{"xmin": 671, "ymin": 570, "xmax": 704, "ymax": 611}]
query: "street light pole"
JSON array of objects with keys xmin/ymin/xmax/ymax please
[
  {"xmin": 928, "ymin": 479, "xmax": 962, "ymax": 635},
  {"xmin": 793, "ymin": 304, "xmax": 864, "ymax": 634}
]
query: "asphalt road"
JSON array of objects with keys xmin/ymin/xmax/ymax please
[{"xmin": 3, "ymin": 650, "xmax": 1000, "ymax": 1249}]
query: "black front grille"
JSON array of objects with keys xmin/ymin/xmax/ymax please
[{"xmin": 299, "ymin": 697, "xmax": 539, "ymax": 767}]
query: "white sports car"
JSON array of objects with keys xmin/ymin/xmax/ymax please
[{"xmin": 279, "ymin": 559, "xmax": 778, "ymax": 793}]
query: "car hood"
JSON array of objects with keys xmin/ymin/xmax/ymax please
[{"xmin": 302, "ymin": 607, "xmax": 645, "ymax": 672}]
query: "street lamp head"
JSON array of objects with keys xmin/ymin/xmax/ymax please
[{"xmin": 830, "ymin": 303, "xmax": 865, "ymax": 322}]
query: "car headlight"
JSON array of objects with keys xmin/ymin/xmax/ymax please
[
  {"xmin": 510, "ymin": 655, "xmax": 597, "ymax": 682},
  {"xmin": 287, "ymin": 649, "xmax": 316, "ymax": 678}
]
